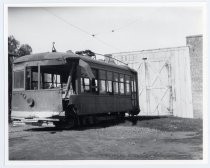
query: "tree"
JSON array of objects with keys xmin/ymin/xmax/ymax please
[
  {"xmin": 8, "ymin": 35, "xmax": 32, "ymax": 57},
  {"xmin": 8, "ymin": 35, "xmax": 20, "ymax": 123},
  {"xmin": 8, "ymin": 36, "xmax": 32, "ymax": 123},
  {"xmin": 8, "ymin": 35, "xmax": 20, "ymax": 55},
  {"xmin": 18, "ymin": 44, "xmax": 32, "ymax": 56}
]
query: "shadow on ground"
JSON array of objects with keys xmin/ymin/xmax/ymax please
[{"xmin": 25, "ymin": 116, "xmax": 167, "ymax": 133}]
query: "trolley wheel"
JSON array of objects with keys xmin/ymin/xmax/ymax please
[
  {"xmin": 54, "ymin": 121, "xmax": 64, "ymax": 129},
  {"xmin": 54, "ymin": 115, "xmax": 77, "ymax": 130},
  {"xmin": 119, "ymin": 112, "xmax": 125, "ymax": 120},
  {"xmin": 64, "ymin": 117, "xmax": 76, "ymax": 129}
]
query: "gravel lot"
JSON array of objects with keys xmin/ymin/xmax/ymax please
[{"xmin": 9, "ymin": 116, "xmax": 203, "ymax": 160}]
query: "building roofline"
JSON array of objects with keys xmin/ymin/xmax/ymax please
[
  {"xmin": 110, "ymin": 45, "xmax": 188, "ymax": 55},
  {"xmin": 186, "ymin": 34, "xmax": 203, "ymax": 38}
]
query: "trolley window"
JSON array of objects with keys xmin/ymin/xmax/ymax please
[
  {"xmin": 131, "ymin": 76, "xmax": 137, "ymax": 92},
  {"xmin": 107, "ymin": 71, "xmax": 113, "ymax": 94},
  {"xmin": 125, "ymin": 75, "xmax": 131, "ymax": 95},
  {"xmin": 81, "ymin": 78, "xmax": 90, "ymax": 93},
  {"xmin": 133, "ymin": 77, "xmax": 137, "ymax": 92},
  {"xmin": 99, "ymin": 80, "xmax": 106, "ymax": 94},
  {"xmin": 13, "ymin": 70, "xmax": 24, "ymax": 89},
  {"xmin": 26, "ymin": 66, "xmax": 38, "ymax": 90},
  {"xmin": 99, "ymin": 70, "xmax": 106, "ymax": 94},
  {"xmin": 41, "ymin": 73, "xmax": 61, "ymax": 89},
  {"xmin": 91, "ymin": 69, "xmax": 98, "ymax": 93},
  {"xmin": 43, "ymin": 73, "xmax": 51, "ymax": 89},
  {"xmin": 119, "ymin": 74, "xmax": 125, "ymax": 94},
  {"xmin": 131, "ymin": 77, "xmax": 134, "ymax": 92},
  {"xmin": 113, "ymin": 73, "xmax": 119, "ymax": 94},
  {"xmin": 40, "ymin": 65, "xmax": 75, "ymax": 92}
]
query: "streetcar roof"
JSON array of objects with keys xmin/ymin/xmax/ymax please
[
  {"xmin": 13, "ymin": 52, "xmax": 137, "ymax": 73},
  {"xmin": 13, "ymin": 52, "xmax": 75, "ymax": 63}
]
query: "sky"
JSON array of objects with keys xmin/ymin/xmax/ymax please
[{"xmin": 8, "ymin": 6, "xmax": 204, "ymax": 55}]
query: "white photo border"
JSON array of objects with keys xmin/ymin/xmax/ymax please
[{"xmin": 1, "ymin": 1, "xmax": 209, "ymax": 167}]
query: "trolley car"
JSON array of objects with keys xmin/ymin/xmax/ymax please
[{"xmin": 11, "ymin": 51, "xmax": 140, "ymax": 128}]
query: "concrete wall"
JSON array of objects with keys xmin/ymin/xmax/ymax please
[{"xmin": 186, "ymin": 35, "xmax": 203, "ymax": 118}]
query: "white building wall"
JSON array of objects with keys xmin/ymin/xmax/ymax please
[{"xmin": 111, "ymin": 46, "xmax": 193, "ymax": 118}]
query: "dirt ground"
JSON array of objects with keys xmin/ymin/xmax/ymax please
[{"xmin": 9, "ymin": 116, "xmax": 203, "ymax": 160}]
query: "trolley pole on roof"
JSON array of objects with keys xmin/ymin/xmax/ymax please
[
  {"xmin": 52, "ymin": 42, "xmax": 57, "ymax": 52},
  {"xmin": 95, "ymin": 52, "xmax": 128, "ymax": 66}
]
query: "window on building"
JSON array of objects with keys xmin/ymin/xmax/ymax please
[
  {"xmin": 113, "ymin": 73, "xmax": 119, "ymax": 94},
  {"xmin": 14, "ymin": 70, "xmax": 24, "ymax": 89},
  {"xmin": 119, "ymin": 74, "xmax": 125, "ymax": 94},
  {"xmin": 26, "ymin": 66, "xmax": 38, "ymax": 90}
]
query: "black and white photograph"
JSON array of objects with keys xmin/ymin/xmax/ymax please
[{"xmin": 2, "ymin": 1, "xmax": 208, "ymax": 165}]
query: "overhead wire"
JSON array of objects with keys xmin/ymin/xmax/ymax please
[
  {"xmin": 42, "ymin": 8, "xmax": 158, "ymax": 52},
  {"xmin": 43, "ymin": 8, "xmax": 91, "ymax": 36},
  {"xmin": 93, "ymin": 18, "xmax": 140, "ymax": 37},
  {"xmin": 92, "ymin": 9, "xmax": 158, "ymax": 37},
  {"xmin": 42, "ymin": 8, "xmax": 120, "ymax": 52}
]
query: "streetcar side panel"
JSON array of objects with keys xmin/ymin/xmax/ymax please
[
  {"xmin": 70, "ymin": 94, "xmax": 132, "ymax": 115},
  {"xmin": 12, "ymin": 89, "xmax": 63, "ymax": 119},
  {"xmin": 70, "ymin": 60, "xmax": 139, "ymax": 116}
]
